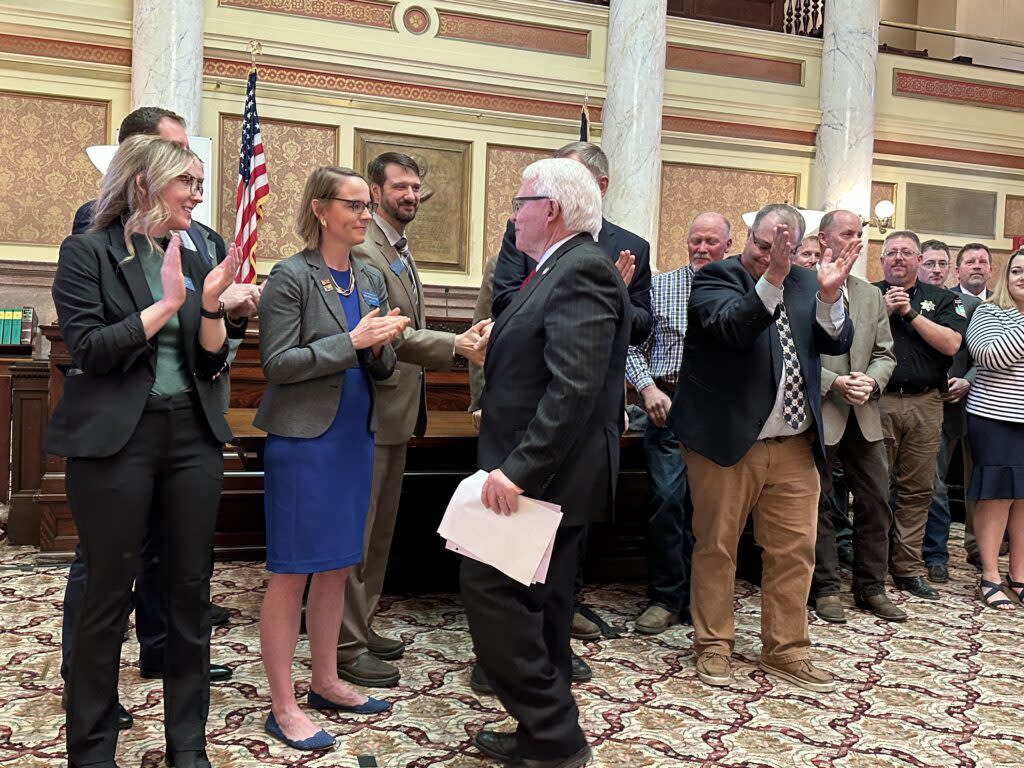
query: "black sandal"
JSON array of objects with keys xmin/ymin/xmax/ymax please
[
  {"xmin": 1004, "ymin": 574, "xmax": 1024, "ymax": 604},
  {"xmin": 979, "ymin": 578, "xmax": 1014, "ymax": 611}
]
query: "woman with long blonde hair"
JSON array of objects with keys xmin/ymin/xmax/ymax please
[{"xmin": 47, "ymin": 134, "xmax": 244, "ymax": 768}]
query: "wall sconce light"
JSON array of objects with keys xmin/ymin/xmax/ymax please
[{"xmin": 871, "ymin": 199, "xmax": 895, "ymax": 234}]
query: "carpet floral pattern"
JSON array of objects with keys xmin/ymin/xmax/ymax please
[{"xmin": 1, "ymin": 529, "xmax": 1023, "ymax": 767}]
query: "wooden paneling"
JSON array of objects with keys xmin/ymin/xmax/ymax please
[
  {"xmin": 7, "ymin": 360, "xmax": 49, "ymax": 544},
  {"xmin": 670, "ymin": 0, "xmax": 786, "ymax": 32}
]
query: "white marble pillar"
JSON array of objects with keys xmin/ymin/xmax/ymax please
[
  {"xmin": 601, "ymin": 0, "xmax": 667, "ymax": 261},
  {"xmin": 131, "ymin": 0, "xmax": 205, "ymax": 131},
  {"xmin": 812, "ymin": 0, "xmax": 880, "ymax": 278}
]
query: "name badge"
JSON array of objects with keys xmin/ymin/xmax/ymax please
[
  {"xmin": 320, "ymin": 278, "xmax": 335, "ymax": 293},
  {"xmin": 390, "ymin": 257, "xmax": 406, "ymax": 277},
  {"xmin": 183, "ymin": 276, "xmax": 195, "ymax": 292},
  {"xmin": 361, "ymin": 290, "xmax": 380, "ymax": 308}
]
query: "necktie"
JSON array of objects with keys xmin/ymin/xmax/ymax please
[
  {"xmin": 520, "ymin": 267, "xmax": 537, "ymax": 291},
  {"xmin": 394, "ymin": 237, "xmax": 418, "ymax": 304},
  {"xmin": 776, "ymin": 302, "xmax": 807, "ymax": 430}
]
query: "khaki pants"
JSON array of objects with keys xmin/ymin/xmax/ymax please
[
  {"xmin": 879, "ymin": 391, "xmax": 943, "ymax": 578},
  {"xmin": 686, "ymin": 433, "xmax": 820, "ymax": 664},
  {"xmin": 338, "ymin": 442, "xmax": 408, "ymax": 661}
]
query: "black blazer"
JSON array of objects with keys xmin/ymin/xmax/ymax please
[
  {"xmin": 479, "ymin": 233, "xmax": 631, "ymax": 527},
  {"xmin": 490, "ymin": 217, "xmax": 653, "ymax": 344},
  {"xmin": 45, "ymin": 223, "xmax": 233, "ymax": 458},
  {"xmin": 668, "ymin": 256, "xmax": 854, "ymax": 468}
]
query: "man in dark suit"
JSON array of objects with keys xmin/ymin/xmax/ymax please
[
  {"xmin": 490, "ymin": 140, "xmax": 651, "ymax": 647},
  {"xmin": 668, "ymin": 203, "xmax": 855, "ymax": 693},
  {"xmin": 465, "ymin": 158, "xmax": 629, "ymax": 768},
  {"xmin": 917, "ymin": 241, "xmax": 982, "ymax": 582},
  {"xmin": 61, "ymin": 107, "xmax": 256, "ymax": 728}
]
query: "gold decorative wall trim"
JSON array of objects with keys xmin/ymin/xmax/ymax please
[
  {"xmin": 666, "ymin": 44, "xmax": 803, "ymax": 85},
  {"xmin": 435, "ymin": 11, "xmax": 590, "ymax": 57},
  {"xmin": 662, "ymin": 114, "xmax": 816, "ymax": 146},
  {"xmin": 874, "ymin": 139, "xmax": 1024, "ymax": 171},
  {"xmin": 0, "ymin": 33, "xmax": 131, "ymax": 67},
  {"xmin": 893, "ymin": 69, "xmax": 1024, "ymax": 113},
  {"xmin": 218, "ymin": 0, "xmax": 395, "ymax": 30}
]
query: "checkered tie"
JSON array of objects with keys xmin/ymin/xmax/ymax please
[
  {"xmin": 394, "ymin": 237, "xmax": 418, "ymax": 304},
  {"xmin": 776, "ymin": 303, "xmax": 807, "ymax": 430}
]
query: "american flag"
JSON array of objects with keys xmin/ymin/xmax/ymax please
[{"xmin": 232, "ymin": 67, "xmax": 269, "ymax": 283}]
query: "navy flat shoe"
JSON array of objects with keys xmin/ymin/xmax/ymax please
[
  {"xmin": 307, "ymin": 689, "xmax": 391, "ymax": 714},
  {"xmin": 264, "ymin": 712, "xmax": 336, "ymax": 751}
]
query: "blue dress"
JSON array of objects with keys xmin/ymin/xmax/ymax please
[{"xmin": 263, "ymin": 268, "xmax": 374, "ymax": 574}]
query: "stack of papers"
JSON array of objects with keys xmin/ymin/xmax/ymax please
[{"xmin": 438, "ymin": 470, "xmax": 563, "ymax": 586}]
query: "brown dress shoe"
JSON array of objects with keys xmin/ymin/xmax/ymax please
[
  {"xmin": 695, "ymin": 651, "xmax": 732, "ymax": 687},
  {"xmin": 367, "ymin": 628, "xmax": 405, "ymax": 660},
  {"xmin": 570, "ymin": 610, "xmax": 601, "ymax": 640},
  {"xmin": 635, "ymin": 605, "xmax": 678, "ymax": 635},
  {"xmin": 337, "ymin": 651, "xmax": 400, "ymax": 687},
  {"xmin": 813, "ymin": 595, "xmax": 847, "ymax": 624},
  {"xmin": 855, "ymin": 592, "xmax": 908, "ymax": 621},
  {"xmin": 760, "ymin": 658, "xmax": 835, "ymax": 692}
]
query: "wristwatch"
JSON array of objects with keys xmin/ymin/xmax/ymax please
[
  {"xmin": 201, "ymin": 300, "xmax": 226, "ymax": 320},
  {"xmin": 904, "ymin": 308, "xmax": 919, "ymax": 322}
]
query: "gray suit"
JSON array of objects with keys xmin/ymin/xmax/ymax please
[
  {"xmin": 813, "ymin": 276, "xmax": 897, "ymax": 599},
  {"xmin": 254, "ymin": 249, "xmax": 396, "ymax": 437}
]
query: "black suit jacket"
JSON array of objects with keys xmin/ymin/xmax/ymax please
[
  {"xmin": 44, "ymin": 223, "xmax": 233, "ymax": 458},
  {"xmin": 668, "ymin": 256, "xmax": 854, "ymax": 468},
  {"xmin": 479, "ymin": 233, "xmax": 630, "ymax": 527},
  {"xmin": 490, "ymin": 217, "xmax": 653, "ymax": 344}
]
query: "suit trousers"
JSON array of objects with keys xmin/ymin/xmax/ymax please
[
  {"xmin": 461, "ymin": 525, "xmax": 589, "ymax": 760},
  {"xmin": 339, "ymin": 442, "xmax": 408, "ymax": 660},
  {"xmin": 65, "ymin": 401, "xmax": 221, "ymax": 766},
  {"xmin": 879, "ymin": 391, "xmax": 943, "ymax": 578},
  {"xmin": 813, "ymin": 418, "xmax": 892, "ymax": 598},
  {"xmin": 686, "ymin": 433, "xmax": 819, "ymax": 663}
]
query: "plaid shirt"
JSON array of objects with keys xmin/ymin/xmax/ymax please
[{"xmin": 625, "ymin": 265, "xmax": 693, "ymax": 392}]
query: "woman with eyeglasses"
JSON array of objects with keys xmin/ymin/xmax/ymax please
[
  {"xmin": 47, "ymin": 135, "xmax": 245, "ymax": 768},
  {"xmin": 254, "ymin": 166, "xmax": 410, "ymax": 750},
  {"xmin": 965, "ymin": 250, "xmax": 1024, "ymax": 610}
]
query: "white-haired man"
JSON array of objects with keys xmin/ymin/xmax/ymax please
[{"xmin": 465, "ymin": 158, "xmax": 630, "ymax": 768}]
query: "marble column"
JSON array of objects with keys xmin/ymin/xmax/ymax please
[
  {"xmin": 812, "ymin": 0, "xmax": 879, "ymax": 277},
  {"xmin": 131, "ymin": 0, "xmax": 205, "ymax": 131},
  {"xmin": 601, "ymin": 0, "xmax": 668, "ymax": 263}
]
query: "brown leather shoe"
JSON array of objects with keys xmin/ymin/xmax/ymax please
[
  {"xmin": 337, "ymin": 651, "xmax": 400, "ymax": 687},
  {"xmin": 694, "ymin": 651, "xmax": 732, "ymax": 687},
  {"xmin": 855, "ymin": 592, "xmax": 908, "ymax": 622},
  {"xmin": 813, "ymin": 595, "xmax": 847, "ymax": 624},
  {"xmin": 635, "ymin": 605, "xmax": 678, "ymax": 635},
  {"xmin": 367, "ymin": 628, "xmax": 405, "ymax": 660},
  {"xmin": 570, "ymin": 610, "xmax": 600, "ymax": 640},
  {"xmin": 760, "ymin": 658, "xmax": 835, "ymax": 692}
]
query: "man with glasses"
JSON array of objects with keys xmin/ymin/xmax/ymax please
[
  {"xmin": 874, "ymin": 231, "xmax": 966, "ymax": 601},
  {"xmin": 916, "ymin": 240, "xmax": 982, "ymax": 583},
  {"xmin": 339, "ymin": 152, "xmax": 490, "ymax": 688},
  {"xmin": 669, "ymin": 203, "xmax": 854, "ymax": 693}
]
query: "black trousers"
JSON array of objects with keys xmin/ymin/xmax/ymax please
[
  {"xmin": 65, "ymin": 398, "xmax": 222, "ymax": 767},
  {"xmin": 813, "ymin": 417, "xmax": 892, "ymax": 598},
  {"xmin": 461, "ymin": 525, "xmax": 589, "ymax": 760}
]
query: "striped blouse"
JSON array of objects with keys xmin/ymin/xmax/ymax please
[{"xmin": 965, "ymin": 302, "xmax": 1024, "ymax": 423}]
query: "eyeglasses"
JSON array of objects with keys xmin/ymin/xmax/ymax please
[
  {"xmin": 175, "ymin": 173, "xmax": 204, "ymax": 196},
  {"xmin": 511, "ymin": 196, "xmax": 550, "ymax": 214},
  {"xmin": 322, "ymin": 198, "xmax": 378, "ymax": 215},
  {"xmin": 921, "ymin": 259, "xmax": 949, "ymax": 269},
  {"xmin": 883, "ymin": 248, "xmax": 920, "ymax": 259}
]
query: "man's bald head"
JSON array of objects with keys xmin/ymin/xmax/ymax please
[
  {"xmin": 687, "ymin": 211, "xmax": 732, "ymax": 272},
  {"xmin": 817, "ymin": 209, "xmax": 863, "ymax": 265}
]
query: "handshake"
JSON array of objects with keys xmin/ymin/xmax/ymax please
[
  {"xmin": 455, "ymin": 318, "xmax": 494, "ymax": 367},
  {"xmin": 831, "ymin": 371, "xmax": 876, "ymax": 406}
]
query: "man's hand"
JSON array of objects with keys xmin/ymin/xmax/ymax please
[
  {"xmin": 615, "ymin": 250, "xmax": 636, "ymax": 287},
  {"xmin": 473, "ymin": 319, "xmax": 495, "ymax": 352},
  {"xmin": 762, "ymin": 223, "xmax": 794, "ymax": 288},
  {"xmin": 480, "ymin": 468, "xmax": 524, "ymax": 515},
  {"xmin": 640, "ymin": 384, "xmax": 672, "ymax": 428},
  {"xmin": 831, "ymin": 372, "xmax": 874, "ymax": 406},
  {"xmin": 457, "ymin": 318, "xmax": 493, "ymax": 366},
  {"xmin": 220, "ymin": 282, "xmax": 262, "ymax": 320},
  {"xmin": 817, "ymin": 238, "xmax": 861, "ymax": 304},
  {"xmin": 884, "ymin": 286, "xmax": 912, "ymax": 316},
  {"xmin": 943, "ymin": 376, "xmax": 970, "ymax": 403}
]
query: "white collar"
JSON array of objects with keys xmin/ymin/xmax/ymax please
[{"xmin": 373, "ymin": 213, "xmax": 403, "ymax": 248}]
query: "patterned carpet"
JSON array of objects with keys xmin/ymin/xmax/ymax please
[{"xmin": 1, "ymin": 528, "xmax": 1023, "ymax": 768}]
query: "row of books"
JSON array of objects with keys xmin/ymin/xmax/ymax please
[{"xmin": 0, "ymin": 307, "xmax": 37, "ymax": 346}]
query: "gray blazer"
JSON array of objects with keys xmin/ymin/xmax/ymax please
[
  {"xmin": 254, "ymin": 248, "xmax": 397, "ymax": 438},
  {"xmin": 820, "ymin": 275, "xmax": 897, "ymax": 445}
]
